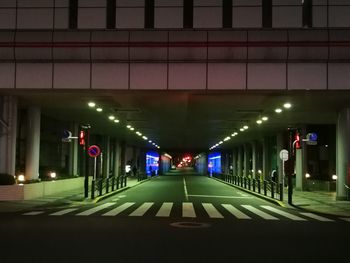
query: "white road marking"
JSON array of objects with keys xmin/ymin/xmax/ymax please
[
  {"xmin": 156, "ymin": 202, "xmax": 173, "ymax": 217},
  {"xmin": 261, "ymin": 206, "xmax": 307, "ymax": 221},
  {"xmin": 49, "ymin": 208, "xmax": 78, "ymax": 216},
  {"xmin": 129, "ymin": 202, "xmax": 154, "ymax": 217},
  {"xmin": 222, "ymin": 204, "xmax": 251, "ymax": 219},
  {"xmin": 182, "ymin": 202, "xmax": 196, "ymax": 218},
  {"xmin": 76, "ymin": 202, "xmax": 115, "ymax": 216},
  {"xmin": 340, "ymin": 217, "xmax": 350, "ymax": 222},
  {"xmin": 299, "ymin": 212, "xmax": 334, "ymax": 222},
  {"xmin": 183, "ymin": 177, "xmax": 189, "ymax": 201},
  {"xmin": 202, "ymin": 203, "xmax": 224, "ymax": 218},
  {"xmin": 188, "ymin": 194, "xmax": 252, "ymax": 199},
  {"xmin": 102, "ymin": 202, "xmax": 135, "ymax": 216},
  {"xmin": 241, "ymin": 205, "xmax": 279, "ymax": 220},
  {"xmin": 23, "ymin": 211, "xmax": 44, "ymax": 216}
]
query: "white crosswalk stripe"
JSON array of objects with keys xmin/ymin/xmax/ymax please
[
  {"xmin": 299, "ymin": 212, "xmax": 334, "ymax": 222},
  {"xmin": 129, "ymin": 202, "xmax": 154, "ymax": 217},
  {"xmin": 156, "ymin": 202, "xmax": 173, "ymax": 217},
  {"xmin": 76, "ymin": 202, "xmax": 115, "ymax": 216},
  {"xmin": 23, "ymin": 211, "xmax": 44, "ymax": 216},
  {"xmin": 182, "ymin": 202, "xmax": 196, "ymax": 218},
  {"xmin": 261, "ymin": 206, "xmax": 307, "ymax": 221},
  {"xmin": 222, "ymin": 204, "xmax": 251, "ymax": 219},
  {"xmin": 241, "ymin": 205, "xmax": 279, "ymax": 220},
  {"xmin": 102, "ymin": 202, "xmax": 135, "ymax": 216},
  {"xmin": 202, "ymin": 203, "xmax": 224, "ymax": 218},
  {"xmin": 50, "ymin": 208, "xmax": 78, "ymax": 216}
]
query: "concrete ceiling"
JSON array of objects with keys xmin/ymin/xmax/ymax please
[{"xmin": 7, "ymin": 89, "xmax": 350, "ymax": 154}]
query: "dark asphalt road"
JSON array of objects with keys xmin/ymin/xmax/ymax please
[{"xmin": 0, "ymin": 171, "xmax": 349, "ymax": 263}]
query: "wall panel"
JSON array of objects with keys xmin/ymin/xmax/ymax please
[
  {"xmin": 92, "ymin": 63, "xmax": 128, "ymax": 90},
  {"xmin": 16, "ymin": 63, "xmax": 52, "ymax": 89},
  {"xmin": 288, "ymin": 63, "xmax": 327, "ymax": 90},
  {"xmin": 208, "ymin": 63, "xmax": 246, "ymax": 90},
  {"xmin": 0, "ymin": 63, "xmax": 15, "ymax": 89},
  {"xmin": 169, "ymin": 63, "xmax": 206, "ymax": 89},
  {"xmin": 54, "ymin": 63, "xmax": 90, "ymax": 89},
  {"xmin": 248, "ymin": 63, "xmax": 286, "ymax": 90},
  {"xmin": 130, "ymin": 63, "xmax": 167, "ymax": 90}
]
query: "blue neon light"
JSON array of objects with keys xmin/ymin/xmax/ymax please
[
  {"xmin": 208, "ymin": 152, "xmax": 221, "ymax": 174},
  {"xmin": 146, "ymin": 151, "xmax": 159, "ymax": 175}
]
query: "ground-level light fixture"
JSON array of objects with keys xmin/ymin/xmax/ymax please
[
  {"xmin": 88, "ymin": 102, "xmax": 96, "ymax": 108},
  {"xmin": 305, "ymin": 173, "xmax": 311, "ymax": 178},
  {"xmin": 96, "ymin": 108, "xmax": 103, "ymax": 112},
  {"xmin": 256, "ymin": 120, "xmax": 262, "ymax": 124},
  {"xmin": 114, "ymin": 119, "xmax": 119, "ymax": 123},
  {"xmin": 262, "ymin": 116, "xmax": 268, "ymax": 121},
  {"xmin": 332, "ymin": 174, "xmax": 337, "ymax": 180},
  {"xmin": 243, "ymin": 125, "xmax": 249, "ymax": 130},
  {"xmin": 49, "ymin": 172, "xmax": 57, "ymax": 179},
  {"xmin": 17, "ymin": 174, "xmax": 25, "ymax": 182}
]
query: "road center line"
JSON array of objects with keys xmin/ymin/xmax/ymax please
[
  {"xmin": 188, "ymin": 194, "xmax": 253, "ymax": 199},
  {"xmin": 183, "ymin": 177, "xmax": 189, "ymax": 201}
]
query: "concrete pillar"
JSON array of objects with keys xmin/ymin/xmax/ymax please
[
  {"xmin": 336, "ymin": 108, "xmax": 350, "ymax": 200},
  {"xmin": 102, "ymin": 136, "xmax": 110, "ymax": 178},
  {"xmin": 262, "ymin": 137, "xmax": 270, "ymax": 180},
  {"xmin": 276, "ymin": 132, "xmax": 284, "ymax": 184},
  {"xmin": 296, "ymin": 127, "xmax": 307, "ymax": 191},
  {"xmin": 120, "ymin": 141, "xmax": 126, "ymax": 175},
  {"xmin": 232, "ymin": 148, "xmax": 237, "ymax": 175},
  {"xmin": 237, "ymin": 146, "xmax": 243, "ymax": 177},
  {"xmin": 0, "ymin": 96, "xmax": 17, "ymax": 176},
  {"xmin": 243, "ymin": 143, "xmax": 250, "ymax": 177},
  {"xmin": 68, "ymin": 123, "xmax": 78, "ymax": 176},
  {"xmin": 25, "ymin": 106, "xmax": 41, "ymax": 181},
  {"xmin": 113, "ymin": 140, "xmax": 121, "ymax": 177},
  {"xmin": 251, "ymin": 141, "xmax": 257, "ymax": 179}
]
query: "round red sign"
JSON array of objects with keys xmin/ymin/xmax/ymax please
[{"xmin": 88, "ymin": 145, "xmax": 101, "ymax": 158}]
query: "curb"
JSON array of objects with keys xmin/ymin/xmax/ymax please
[
  {"xmin": 212, "ymin": 177, "xmax": 286, "ymax": 207},
  {"xmin": 91, "ymin": 178, "xmax": 152, "ymax": 204}
]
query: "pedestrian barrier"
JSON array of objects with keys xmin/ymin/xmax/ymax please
[
  {"xmin": 90, "ymin": 174, "xmax": 127, "ymax": 199},
  {"xmin": 213, "ymin": 173, "xmax": 283, "ymax": 202}
]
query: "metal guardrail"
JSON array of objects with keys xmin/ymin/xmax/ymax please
[{"xmin": 214, "ymin": 173, "xmax": 283, "ymax": 202}]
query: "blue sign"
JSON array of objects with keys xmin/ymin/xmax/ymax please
[
  {"xmin": 63, "ymin": 130, "xmax": 72, "ymax": 139},
  {"xmin": 308, "ymin": 133, "xmax": 317, "ymax": 141}
]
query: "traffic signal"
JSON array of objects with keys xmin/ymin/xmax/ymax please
[
  {"xmin": 79, "ymin": 130, "xmax": 86, "ymax": 145},
  {"xmin": 295, "ymin": 131, "xmax": 301, "ymax": 149}
]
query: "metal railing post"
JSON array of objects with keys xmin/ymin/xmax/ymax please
[
  {"xmin": 263, "ymin": 180, "xmax": 267, "ymax": 196},
  {"xmin": 99, "ymin": 179, "xmax": 103, "ymax": 196},
  {"xmin": 106, "ymin": 178, "xmax": 109, "ymax": 193},
  {"xmin": 279, "ymin": 183, "xmax": 283, "ymax": 201},
  {"xmin": 91, "ymin": 180, "xmax": 95, "ymax": 199},
  {"xmin": 271, "ymin": 181, "xmax": 274, "ymax": 198},
  {"xmin": 258, "ymin": 180, "xmax": 261, "ymax": 194},
  {"xmin": 252, "ymin": 179, "xmax": 256, "ymax": 192}
]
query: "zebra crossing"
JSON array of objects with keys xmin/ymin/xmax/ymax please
[{"xmin": 22, "ymin": 201, "xmax": 349, "ymax": 222}]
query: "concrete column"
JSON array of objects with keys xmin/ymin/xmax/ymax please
[
  {"xmin": 251, "ymin": 141, "xmax": 257, "ymax": 179},
  {"xmin": 336, "ymin": 108, "xmax": 350, "ymax": 200},
  {"xmin": 243, "ymin": 143, "xmax": 250, "ymax": 177},
  {"xmin": 25, "ymin": 106, "xmax": 41, "ymax": 181},
  {"xmin": 262, "ymin": 137, "xmax": 270, "ymax": 181},
  {"xmin": 296, "ymin": 127, "xmax": 307, "ymax": 191},
  {"xmin": 232, "ymin": 148, "xmax": 237, "ymax": 175},
  {"xmin": 113, "ymin": 140, "xmax": 121, "ymax": 177},
  {"xmin": 276, "ymin": 132, "xmax": 284, "ymax": 184},
  {"xmin": 68, "ymin": 123, "xmax": 78, "ymax": 176},
  {"xmin": 237, "ymin": 146, "xmax": 243, "ymax": 177},
  {"xmin": 102, "ymin": 136, "xmax": 110, "ymax": 178},
  {"xmin": 120, "ymin": 141, "xmax": 126, "ymax": 175},
  {"xmin": 0, "ymin": 96, "xmax": 17, "ymax": 176}
]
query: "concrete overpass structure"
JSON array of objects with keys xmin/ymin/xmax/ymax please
[{"xmin": 0, "ymin": 0, "xmax": 350, "ymax": 201}]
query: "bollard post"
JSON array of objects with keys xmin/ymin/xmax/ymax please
[
  {"xmin": 263, "ymin": 181, "xmax": 267, "ymax": 196},
  {"xmin": 258, "ymin": 180, "xmax": 261, "ymax": 194},
  {"xmin": 116, "ymin": 176, "xmax": 120, "ymax": 189},
  {"xmin": 248, "ymin": 178, "xmax": 251, "ymax": 190},
  {"xmin": 271, "ymin": 182, "xmax": 274, "ymax": 198},
  {"xmin": 244, "ymin": 177, "xmax": 247, "ymax": 188},
  {"xmin": 253, "ymin": 179, "xmax": 256, "ymax": 192},
  {"xmin": 279, "ymin": 183, "xmax": 283, "ymax": 201},
  {"xmin": 111, "ymin": 177, "xmax": 115, "ymax": 191},
  {"xmin": 99, "ymin": 179, "xmax": 103, "ymax": 196},
  {"xmin": 91, "ymin": 180, "xmax": 95, "ymax": 199},
  {"xmin": 106, "ymin": 178, "xmax": 109, "ymax": 194}
]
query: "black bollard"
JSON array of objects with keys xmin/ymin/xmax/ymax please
[
  {"xmin": 279, "ymin": 183, "xmax": 283, "ymax": 201},
  {"xmin": 263, "ymin": 181, "xmax": 267, "ymax": 196},
  {"xmin": 91, "ymin": 180, "xmax": 95, "ymax": 199},
  {"xmin": 271, "ymin": 182, "xmax": 274, "ymax": 198}
]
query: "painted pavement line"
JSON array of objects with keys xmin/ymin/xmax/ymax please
[
  {"xmin": 188, "ymin": 194, "xmax": 253, "ymax": 199},
  {"xmin": 241, "ymin": 205, "xmax": 279, "ymax": 220},
  {"xmin": 221, "ymin": 204, "xmax": 251, "ymax": 219},
  {"xmin": 76, "ymin": 202, "xmax": 115, "ymax": 216},
  {"xmin": 129, "ymin": 202, "xmax": 154, "ymax": 217},
  {"xmin": 156, "ymin": 202, "xmax": 173, "ymax": 217},
  {"xmin": 299, "ymin": 212, "xmax": 334, "ymax": 222},
  {"xmin": 182, "ymin": 202, "xmax": 196, "ymax": 218},
  {"xmin": 102, "ymin": 202, "xmax": 135, "ymax": 216},
  {"xmin": 49, "ymin": 208, "xmax": 78, "ymax": 216},
  {"xmin": 202, "ymin": 203, "xmax": 224, "ymax": 218},
  {"xmin": 260, "ymin": 206, "xmax": 307, "ymax": 221},
  {"xmin": 23, "ymin": 211, "xmax": 44, "ymax": 216},
  {"xmin": 183, "ymin": 177, "xmax": 189, "ymax": 201}
]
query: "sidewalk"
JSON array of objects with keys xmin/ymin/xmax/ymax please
[
  {"xmin": 285, "ymin": 189, "xmax": 350, "ymax": 217},
  {"xmin": 0, "ymin": 176, "xmax": 144, "ymax": 213}
]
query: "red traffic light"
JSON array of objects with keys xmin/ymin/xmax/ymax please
[
  {"xmin": 79, "ymin": 130, "xmax": 85, "ymax": 145},
  {"xmin": 295, "ymin": 132, "xmax": 301, "ymax": 149}
]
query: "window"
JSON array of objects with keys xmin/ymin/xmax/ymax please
[
  {"xmin": 302, "ymin": 0, "xmax": 312, "ymax": 28},
  {"xmin": 183, "ymin": 0, "xmax": 193, "ymax": 28},
  {"xmin": 69, "ymin": 0, "xmax": 78, "ymax": 29},
  {"xmin": 262, "ymin": 0, "xmax": 272, "ymax": 28},
  {"xmin": 106, "ymin": 0, "xmax": 116, "ymax": 29},
  {"xmin": 222, "ymin": 0, "xmax": 232, "ymax": 28},
  {"xmin": 145, "ymin": 0, "xmax": 154, "ymax": 28}
]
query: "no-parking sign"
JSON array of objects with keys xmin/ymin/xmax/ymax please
[{"xmin": 88, "ymin": 145, "xmax": 101, "ymax": 158}]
